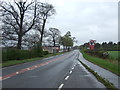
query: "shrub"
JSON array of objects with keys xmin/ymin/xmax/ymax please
[
  {"xmin": 2, "ymin": 48, "xmax": 19, "ymax": 61},
  {"xmin": 84, "ymin": 50, "xmax": 109, "ymax": 59},
  {"xmin": 33, "ymin": 45, "xmax": 43, "ymax": 57},
  {"xmin": 2, "ymin": 48, "xmax": 30, "ymax": 61},
  {"xmin": 18, "ymin": 50, "xmax": 30, "ymax": 60},
  {"xmin": 2, "ymin": 45, "xmax": 47, "ymax": 61},
  {"xmin": 43, "ymin": 51, "xmax": 49, "ymax": 55}
]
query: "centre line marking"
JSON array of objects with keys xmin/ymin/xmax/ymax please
[
  {"xmin": 58, "ymin": 84, "xmax": 64, "ymax": 90},
  {"xmin": 65, "ymin": 76, "xmax": 69, "ymax": 80},
  {"xmin": 72, "ymin": 67, "xmax": 74, "ymax": 70},
  {"xmin": 70, "ymin": 71, "xmax": 72, "ymax": 74}
]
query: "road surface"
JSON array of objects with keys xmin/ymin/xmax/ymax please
[{"xmin": 1, "ymin": 50, "xmax": 105, "ymax": 89}]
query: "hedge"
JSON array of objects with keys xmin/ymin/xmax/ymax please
[
  {"xmin": 84, "ymin": 50, "xmax": 109, "ymax": 59},
  {"xmin": 2, "ymin": 48, "xmax": 49, "ymax": 62}
]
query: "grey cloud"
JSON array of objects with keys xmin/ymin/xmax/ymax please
[{"xmin": 46, "ymin": 0, "xmax": 118, "ymax": 45}]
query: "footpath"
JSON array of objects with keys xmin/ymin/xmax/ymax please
[{"xmin": 78, "ymin": 51, "xmax": 119, "ymax": 88}]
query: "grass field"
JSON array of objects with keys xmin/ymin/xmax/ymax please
[
  {"xmin": 108, "ymin": 51, "xmax": 119, "ymax": 60},
  {"xmin": 81, "ymin": 51, "xmax": 120, "ymax": 76}
]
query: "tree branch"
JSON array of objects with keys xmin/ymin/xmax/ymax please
[
  {"xmin": 23, "ymin": 2, "xmax": 36, "ymax": 35},
  {"xmin": 0, "ymin": 4, "xmax": 20, "ymax": 27},
  {"xmin": 2, "ymin": 20, "xmax": 19, "ymax": 35}
]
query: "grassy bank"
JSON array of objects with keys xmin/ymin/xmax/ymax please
[
  {"xmin": 2, "ymin": 52, "xmax": 65, "ymax": 67},
  {"xmin": 81, "ymin": 51, "xmax": 120, "ymax": 76},
  {"xmin": 78, "ymin": 60, "xmax": 118, "ymax": 89},
  {"xmin": 108, "ymin": 51, "xmax": 119, "ymax": 60}
]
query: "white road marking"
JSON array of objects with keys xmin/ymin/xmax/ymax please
[
  {"xmin": 46, "ymin": 62, "xmax": 49, "ymax": 64},
  {"xmin": 2, "ymin": 77, "xmax": 10, "ymax": 80},
  {"xmin": 70, "ymin": 71, "xmax": 72, "ymax": 74},
  {"xmin": 65, "ymin": 76, "xmax": 69, "ymax": 80},
  {"xmin": 35, "ymin": 66, "xmax": 38, "ymax": 68},
  {"xmin": 74, "ymin": 64, "xmax": 76, "ymax": 66},
  {"xmin": 0, "ymin": 77, "xmax": 2, "ymax": 80},
  {"xmin": 2, "ymin": 61, "xmax": 31, "ymax": 70},
  {"xmin": 27, "ymin": 68, "xmax": 30, "ymax": 70},
  {"xmin": 58, "ymin": 84, "xmax": 64, "ymax": 90},
  {"xmin": 16, "ymin": 72, "xmax": 19, "ymax": 74},
  {"xmin": 72, "ymin": 67, "xmax": 74, "ymax": 70}
]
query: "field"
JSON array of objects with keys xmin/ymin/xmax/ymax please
[
  {"xmin": 108, "ymin": 51, "xmax": 119, "ymax": 60},
  {"xmin": 81, "ymin": 51, "xmax": 120, "ymax": 76}
]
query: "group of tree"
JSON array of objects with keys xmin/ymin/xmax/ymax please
[
  {"xmin": 46, "ymin": 28, "xmax": 61, "ymax": 47},
  {"xmin": 1, "ymin": 0, "xmax": 55, "ymax": 50},
  {"xmin": 1, "ymin": 0, "xmax": 77, "ymax": 62},
  {"xmin": 1, "ymin": 0, "xmax": 76, "ymax": 51},
  {"xmin": 80, "ymin": 41, "xmax": 120, "ymax": 51},
  {"xmin": 60, "ymin": 31, "xmax": 76, "ymax": 51},
  {"xmin": 44, "ymin": 30, "xmax": 76, "ymax": 51}
]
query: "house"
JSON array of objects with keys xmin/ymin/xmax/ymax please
[{"xmin": 42, "ymin": 46, "xmax": 60, "ymax": 54}]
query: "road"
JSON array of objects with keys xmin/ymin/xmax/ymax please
[{"xmin": 2, "ymin": 50, "xmax": 105, "ymax": 89}]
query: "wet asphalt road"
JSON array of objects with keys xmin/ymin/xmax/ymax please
[{"xmin": 2, "ymin": 50, "xmax": 105, "ymax": 88}]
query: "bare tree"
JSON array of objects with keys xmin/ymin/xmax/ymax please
[
  {"xmin": 47, "ymin": 28, "xmax": 61, "ymax": 46},
  {"xmin": 35, "ymin": 2, "xmax": 56, "ymax": 46},
  {"xmin": 22, "ymin": 30, "xmax": 40, "ymax": 50},
  {"xmin": 0, "ymin": 0, "xmax": 37, "ymax": 49},
  {"xmin": 2, "ymin": 23, "xmax": 18, "ymax": 47}
]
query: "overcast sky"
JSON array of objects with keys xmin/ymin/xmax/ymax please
[
  {"xmin": 3, "ymin": 0, "xmax": 118, "ymax": 46},
  {"xmin": 44, "ymin": 0, "xmax": 118, "ymax": 45}
]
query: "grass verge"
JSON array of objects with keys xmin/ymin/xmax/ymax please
[
  {"xmin": 108, "ymin": 51, "xmax": 119, "ymax": 60},
  {"xmin": 81, "ymin": 51, "xmax": 120, "ymax": 76},
  {"xmin": 2, "ymin": 52, "xmax": 65, "ymax": 67},
  {"xmin": 78, "ymin": 59, "xmax": 118, "ymax": 89}
]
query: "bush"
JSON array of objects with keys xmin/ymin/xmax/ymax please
[
  {"xmin": 33, "ymin": 44, "xmax": 43, "ymax": 57},
  {"xmin": 2, "ymin": 47, "xmax": 44, "ymax": 62},
  {"xmin": 2, "ymin": 48, "xmax": 19, "ymax": 61},
  {"xmin": 18, "ymin": 50, "xmax": 30, "ymax": 60},
  {"xmin": 84, "ymin": 50, "xmax": 109, "ymax": 59},
  {"xmin": 2, "ymin": 48, "xmax": 30, "ymax": 61},
  {"xmin": 43, "ymin": 51, "xmax": 49, "ymax": 55}
]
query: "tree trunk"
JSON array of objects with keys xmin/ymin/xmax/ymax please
[
  {"xmin": 17, "ymin": 11, "xmax": 24, "ymax": 49},
  {"xmin": 40, "ymin": 19, "xmax": 46, "ymax": 46},
  {"xmin": 17, "ymin": 34, "xmax": 22, "ymax": 49},
  {"xmin": 53, "ymin": 39, "xmax": 55, "ymax": 47}
]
